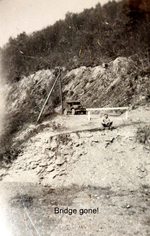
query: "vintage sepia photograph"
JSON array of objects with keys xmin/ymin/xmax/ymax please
[{"xmin": 0, "ymin": 0, "xmax": 150, "ymax": 235}]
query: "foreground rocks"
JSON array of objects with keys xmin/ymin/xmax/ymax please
[{"xmin": 2, "ymin": 121, "xmax": 150, "ymax": 192}]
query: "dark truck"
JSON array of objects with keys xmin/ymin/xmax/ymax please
[{"xmin": 64, "ymin": 101, "xmax": 86, "ymax": 115}]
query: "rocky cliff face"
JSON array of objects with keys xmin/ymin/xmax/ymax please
[
  {"xmin": 6, "ymin": 70, "xmax": 55, "ymax": 115},
  {"xmin": 62, "ymin": 57, "xmax": 150, "ymax": 108},
  {"xmin": 5, "ymin": 56, "xmax": 150, "ymax": 124}
]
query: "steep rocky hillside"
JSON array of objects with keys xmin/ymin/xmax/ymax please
[
  {"xmin": 1, "ymin": 70, "xmax": 55, "ymax": 145},
  {"xmin": 5, "ymin": 56, "xmax": 150, "ymax": 122},
  {"xmin": 62, "ymin": 57, "xmax": 150, "ymax": 108},
  {"xmin": 0, "ymin": 70, "xmax": 56, "ymax": 156},
  {"xmin": 6, "ymin": 70, "xmax": 55, "ymax": 115},
  {"xmin": 0, "ymin": 56, "xmax": 149, "ymax": 158}
]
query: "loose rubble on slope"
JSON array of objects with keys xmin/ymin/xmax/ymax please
[{"xmin": 2, "ymin": 107, "xmax": 150, "ymax": 192}]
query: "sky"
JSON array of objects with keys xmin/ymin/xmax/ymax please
[{"xmin": 0, "ymin": 0, "xmax": 109, "ymax": 47}]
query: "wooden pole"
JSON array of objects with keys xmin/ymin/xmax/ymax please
[
  {"xmin": 88, "ymin": 111, "xmax": 91, "ymax": 121},
  {"xmin": 59, "ymin": 74, "xmax": 63, "ymax": 115},
  {"xmin": 125, "ymin": 110, "xmax": 128, "ymax": 120},
  {"xmin": 37, "ymin": 72, "xmax": 60, "ymax": 123}
]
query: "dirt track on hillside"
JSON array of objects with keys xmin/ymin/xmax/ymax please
[{"xmin": 0, "ymin": 106, "xmax": 150, "ymax": 235}]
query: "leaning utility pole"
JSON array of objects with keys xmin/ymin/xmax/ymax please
[
  {"xmin": 37, "ymin": 71, "xmax": 61, "ymax": 123},
  {"xmin": 59, "ymin": 73, "xmax": 63, "ymax": 115}
]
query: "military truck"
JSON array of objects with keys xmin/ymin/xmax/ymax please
[{"xmin": 63, "ymin": 101, "xmax": 86, "ymax": 115}]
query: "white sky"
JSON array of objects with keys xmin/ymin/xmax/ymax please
[{"xmin": 0, "ymin": 0, "xmax": 109, "ymax": 47}]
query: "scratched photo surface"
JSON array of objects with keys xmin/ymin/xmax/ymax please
[{"xmin": 0, "ymin": 0, "xmax": 150, "ymax": 235}]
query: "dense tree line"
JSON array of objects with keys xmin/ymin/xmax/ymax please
[{"xmin": 1, "ymin": 0, "xmax": 150, "ymax": 83}]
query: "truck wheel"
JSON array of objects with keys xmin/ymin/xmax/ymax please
[
  {"xmin": 72, "ymin": 109, "xmax": 75, "ymax": 115},
  {"xmin": 64, "ymin": 109, "xmax": 68, "ymax": 115}
]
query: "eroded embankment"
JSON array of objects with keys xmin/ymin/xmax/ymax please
[
  {"xmin": 1, "ymin": 122, "xmax": 150, "ymax": 193},
  {"xmin": 0, "ymin": 116, "xmax": 150, "ymax": 235}
]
